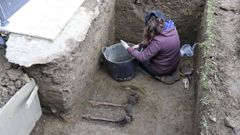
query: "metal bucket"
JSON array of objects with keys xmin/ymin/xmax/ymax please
[{"xmin": 102, "ymin": 43, "xmax": 136, "ymax": 81}]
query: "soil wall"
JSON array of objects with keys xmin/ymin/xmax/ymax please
[
  {"xmin": 193, "ymin": 6, "xmax": 208, "ymax": 135},
  {"xmin": 115, "ymin": 0, "xmax": 205, "ymax": 44},
  {"xmin": 24, "ymin": 0, "xmax": 116, "ymax": 116},
  {"xmin": 195, "ymin": 0, "xmax": 240, "ymax": 134}
]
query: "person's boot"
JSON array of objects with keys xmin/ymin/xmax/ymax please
[{"xmin": 154, "ymin": 70, "xmax": 180, "ymax": 85}]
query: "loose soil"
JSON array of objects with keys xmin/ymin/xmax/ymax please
[{"xmin": 0, "ymin": 50, "xmax": 29, "ymax": 107}]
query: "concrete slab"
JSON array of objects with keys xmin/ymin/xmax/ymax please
[
  {"xmin": 1, "ymin": 0, "xmax": 85, "ymax": 40},
  {"xmin": 5, "ymin": 0, "xmax": 100, "ymax": 67}
]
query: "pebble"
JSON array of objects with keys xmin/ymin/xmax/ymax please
[
  {"xmin": 225, "ymin": 117, "xmax": 237, "ymax": 129},
  {"xmin": 7, "ymin": 69, "xmax": 23, "ymax": 81},
  {"xmin": 4, "ymin": 62, "xmax": 11, "ymax": 70},
  {"xmin": 15, "ymin": 80, "xmax": 23, "ymax": 89},
  {"xmin": 209, "ymin": 115, "xmax": 217, "ymax": 123}
]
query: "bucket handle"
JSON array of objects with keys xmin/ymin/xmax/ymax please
[
  {"xmin": 102, "ymin": 47, "xmax": 107, "ymax": 53},
  {"xmin": 102, "ymin": 47, "xmax": 108, "ymax": 56}
]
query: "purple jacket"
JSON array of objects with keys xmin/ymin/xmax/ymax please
[{"xmin": 127, "ymin": 28, "xmax": 180, "ymax": 75}]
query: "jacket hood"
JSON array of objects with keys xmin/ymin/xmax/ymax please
[{"xmin": 153, "ymin": 28, "xmax": 176, "ymax": 41}]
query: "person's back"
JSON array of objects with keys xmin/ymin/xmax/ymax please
[
  {"xmin": 127, "ymin": 19, "xmax": 180, "ymax": 75},
  {"xmin": 151, "ymin": 27, "xmax": 180, "ymax": 75}
]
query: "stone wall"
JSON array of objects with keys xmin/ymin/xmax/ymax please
[
  {"xmin": 24, "ymin": 0, "xmax": 116, "ymax": 116},
  {"xmin": 115, "ymin": 0, "xmax": 205, "ymax": 44}
]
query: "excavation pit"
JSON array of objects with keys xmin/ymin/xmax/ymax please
[{"xmin": 28, "ymin": 0, "xmax": 207, "ymax": 134}]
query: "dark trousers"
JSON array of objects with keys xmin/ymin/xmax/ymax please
[
  {"xmin": 139, "ymin": 61, "xmax": 159, "ymax": 77},
  {"xmin": 139, "ymin": 61, "xmax": 175, "ymax": 77}
]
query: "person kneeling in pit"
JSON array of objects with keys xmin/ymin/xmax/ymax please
[{"xmin": 121, "ymin": 10, "xmax": 181, "ymax": 84}]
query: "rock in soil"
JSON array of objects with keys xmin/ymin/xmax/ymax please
[
  {"xmin": 224, "ymin": 117, "xmax": 239, "ymax": 130},
  {"xmin": 209, "ymin": 115, "xmax": 217, "ymax": 123},
  {"xmin": 0, "ymin": 50, "xmax": 30, "ymax": 108}
]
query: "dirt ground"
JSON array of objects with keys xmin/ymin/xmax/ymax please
[
  {"xmin": 197, "ymin": 0, "xmax": 240, "ymax": 134},
  {"xmin": 31, "ymin": 68, "xmax": 195, "ymax": 135},
  {"xmin": 0, "ymin": 50, "xmax": 29, "ymax": 107}
]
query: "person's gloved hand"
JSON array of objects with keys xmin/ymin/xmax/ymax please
[
  {"xmin": 132, "ymin": 44, "xmax": 139, "ymax": 49},
  {"xmin": 120, "ymin": 40, "xmax": 130, "ymax": 49}
]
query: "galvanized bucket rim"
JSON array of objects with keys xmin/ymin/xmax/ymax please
[{"xmin": 102, "ymin": 43, "xmax": 135, "ymax": 64}]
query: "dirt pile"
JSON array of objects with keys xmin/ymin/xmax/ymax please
[{"xmin": 0, "ymin": 50, "xmax": 29, "ymax": 107}]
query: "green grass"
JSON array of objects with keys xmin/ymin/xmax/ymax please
[
  {"xmin": 200, "ymin": 116, "xmax": 210, "ymax": 135},
  {"xmin": 200, "ymin": 0, "xmax": 215, "ymax": 91},
  {"xmin": 200, "ymin": 94, "xmax": 214, "ymax": 106},
  {"xmin": 199, "ymin": 0, "xmax": 216, "ymax": 134}
]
